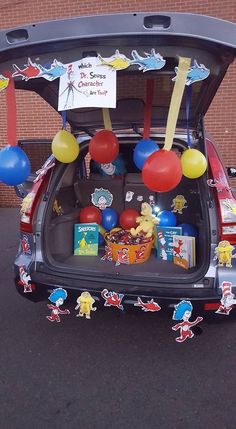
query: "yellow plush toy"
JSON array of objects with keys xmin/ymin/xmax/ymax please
[{"xmin": 130, "ymin": 202, "xmax": 158, "ymax": 238}]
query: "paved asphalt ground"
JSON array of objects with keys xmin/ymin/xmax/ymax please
[{"xmin": 1, "ymin": 208, "xmax": 236, "ymax": 429}]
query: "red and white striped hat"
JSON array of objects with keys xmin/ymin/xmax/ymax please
[
  {"xmin": 221, "ymin": 281, "xmax": 233, "ymax": 297},
  {"xmin": 158, "ymin": 231, "xmax": 164, "ymax": 240}
]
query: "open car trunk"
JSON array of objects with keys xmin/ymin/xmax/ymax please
[
  {"xmin": 42, "ymin": 136, "xmax": 211, "ymax": 285},
  {"xmin": 0, "ymin": 12, "xmax": 234, "ymax": 290}
]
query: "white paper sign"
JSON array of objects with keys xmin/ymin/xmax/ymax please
[{"xmin": 58, "ymin": 57, "xmax": 116, "ymax": 111}]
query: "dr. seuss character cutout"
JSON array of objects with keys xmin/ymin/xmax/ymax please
[
  {"xmin": 21, "ymin": 234, "xmax": 31, "ymax": 255},
  {"xmin": 207, "ymin": 177, "xmax": 231, "ymax": 193},
  {"xmin": 18, "ymin": 266, "xmax": 35, "ymax": 293},
  {"xmin": 115, "ymin": 247, "xmax": 129, "ymax": 266},
  {"xmin": 134, "ymin": 297, "xmax": 161, "ymax": 312},
  {"xmin": 213, "ymin": 240, "xmax": 236, "ymax": 268},
  {"xmin": 91, "ymin": 188, "xmax": 113, "ymax": 210},
  {"xmin": 130, "ymin": 49, "xmax": 166, "ymax": 72},
  {"xmin": 12, "ymin": 58, "xmax": 66, "ymax": 81},
  {"xmin": 101, "ymin": 289, "xmax": 124, "ymax": 310},
  {"xmin": 172, "ymin": 300, "xmax": 203, "ymax": 343},
  {"xmin": 46, "ymin": 288, "xmax": 70, "ymax": 322},
  {"xmin": 157, "ymin": 231, "xmax": 168, "ymax": 261},
  {"xmin": 171, "ymin": 195, "xmax": 188, "ymax": 214},
  {"xmin": 97, "ymin": 50, "xmax": 130, "ymax": 71},
  {"xmin": 75, "ymin": 291, "xmax": 96, "ymax": 319},
  {"xmin": 216, "ymin": 281, "xmax": 236, "ymax": 316},
  {"xmin": 101, "ymin": 244, "xmax": 113, "ymax": 261},
  {"xmin": 0, "ymin": 74, "xmax": 9, "ymax": 92},
  {"xmin": 172, "ymin": 60, "xmax": 210, "ymax": 85}
]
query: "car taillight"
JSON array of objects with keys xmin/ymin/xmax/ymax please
[
  {"xmin": 20, "ymin": 176, "xmax": 48, "ymax": 233},
  {"xmin": 206, "ymin": 138, "xmax": 236, "ymax": 244}
]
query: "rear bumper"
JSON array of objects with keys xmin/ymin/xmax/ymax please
[{"xmin": 14, "ymin": 267, "xmax": 220, "ymax": 305}]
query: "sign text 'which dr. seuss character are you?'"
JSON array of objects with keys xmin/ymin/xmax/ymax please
[{"xmin": 58, "ymin": 57, "xmax": 116, "ymax": 111}]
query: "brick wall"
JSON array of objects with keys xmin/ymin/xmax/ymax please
[{"xmin": 0, "ymin": 0, "xmax": 235, "ymax": 206}]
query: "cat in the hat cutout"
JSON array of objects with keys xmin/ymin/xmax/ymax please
[
  {"xmin": 18, "ymin": 266, "xmax": 35, "ymax": 293},
  {"xmin": 216, "ymin": 281, "xmax": 236, "ymax": 315},
  {"xmin": 172, "ymin": 300, "xmax": 203, "ymax": 343}
]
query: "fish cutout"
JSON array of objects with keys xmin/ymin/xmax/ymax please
[
  {"xmin": 134, "ymin": 297, "xmax": 161, "ymax": 312},
  {"xmin": 130, "ymin": 49, "xmax": 166, "ymax": 72},
  {"xmin": 97, "ymin": 50, "xmax": 130, "ymax": 70},
  {"xmin": 101, "ymin": 289, "xmax": 124, "ymax": 310},
  {"xmin": 12, "ymin": 58, "xmax": 41, "ymax": 81},
  {"xmin": 0, "ymin": 74, "xmax": 9, "ymax": 92},
  {"xmin": 172, "ymin": 60, "xmax": 210, "ymax": 85},
  {"xmin": 37, "ymin": 59, "xmax": 67, "ymax": 81}
]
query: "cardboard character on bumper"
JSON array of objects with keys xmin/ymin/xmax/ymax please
[
  {"xmin": 172, "ymin": 300, "xmax": 203, "ymax": 343},
  {"xmin": 216, "ymin": 281, "xmax": 236, "ymax": 315}
]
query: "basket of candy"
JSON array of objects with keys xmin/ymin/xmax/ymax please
[{"xmin": 105, "ymin": 229, "xmax": 153, "ymax": 264}]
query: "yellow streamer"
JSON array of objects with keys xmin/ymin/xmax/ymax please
[
  {"xmin": 164, "ymin": 57, "xmax": 191, "ymax": 151},
  {"xmin": 102, "ymin": 108, "xmax": 112, "ymax": 131}
]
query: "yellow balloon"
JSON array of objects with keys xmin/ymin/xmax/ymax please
[
  {"xmin": 98, "ymin": 225, "xmax": 106, "ymax": 236},
  {"xmin": 181, "ymin": 148, "xmax": 207, "ymax": 179},
  {"xmin": 51, "ymin": 130, "xmax": 79, "ymax": 163}
]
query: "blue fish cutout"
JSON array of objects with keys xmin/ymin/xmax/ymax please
[
  {"xmin": 172, "ymin": 60, "xmax": 210, "ymax": 85},
  {"xmin": 130, "ymin": 49, "xmax": 166, "ymax": 72},
  {"xmin": 38, "ymin": 59, "xmax": 67, "ymax": 81}
]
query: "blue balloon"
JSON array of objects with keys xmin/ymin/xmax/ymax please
[
  {"xmin": 98, "ymin": 233, "xmax": 105, "ymax": 245},
  {"xmin": 178, "ymin": 223, "xmax": 198, "ymax": 238},
  {"xmin": 158, "ymin": 210, "xmax": 177, "ymax": 227},
  {"xmin": 0, "ymin": 146, "xmax": 30, "ymax": 186},
  {"xmin": 101, "ymin": 208, "xmax": 118, "ymax": 231},
  {"xmin": 133, "ymin": 139, "xmax": 159, "ymax": 170}
]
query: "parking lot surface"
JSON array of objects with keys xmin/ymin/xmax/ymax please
[{"xmin": 0, "ymin": 208, "xmax": 236, "ymax": 429}]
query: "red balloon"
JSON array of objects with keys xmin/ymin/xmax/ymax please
[
  {"xmin": 89, "ymin": 130, "xmax": 119, "ymax": 163},
  {"xmin": 79, "ymin": 206, "xmax": 102, "ymax": 224},
  {"xmin": 119, "ymin": 208, "xmax": 140, "ymax": 230},
  {"xmin": 142, "ymin": 149, "xmax": 182, "ymax": 192}
]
